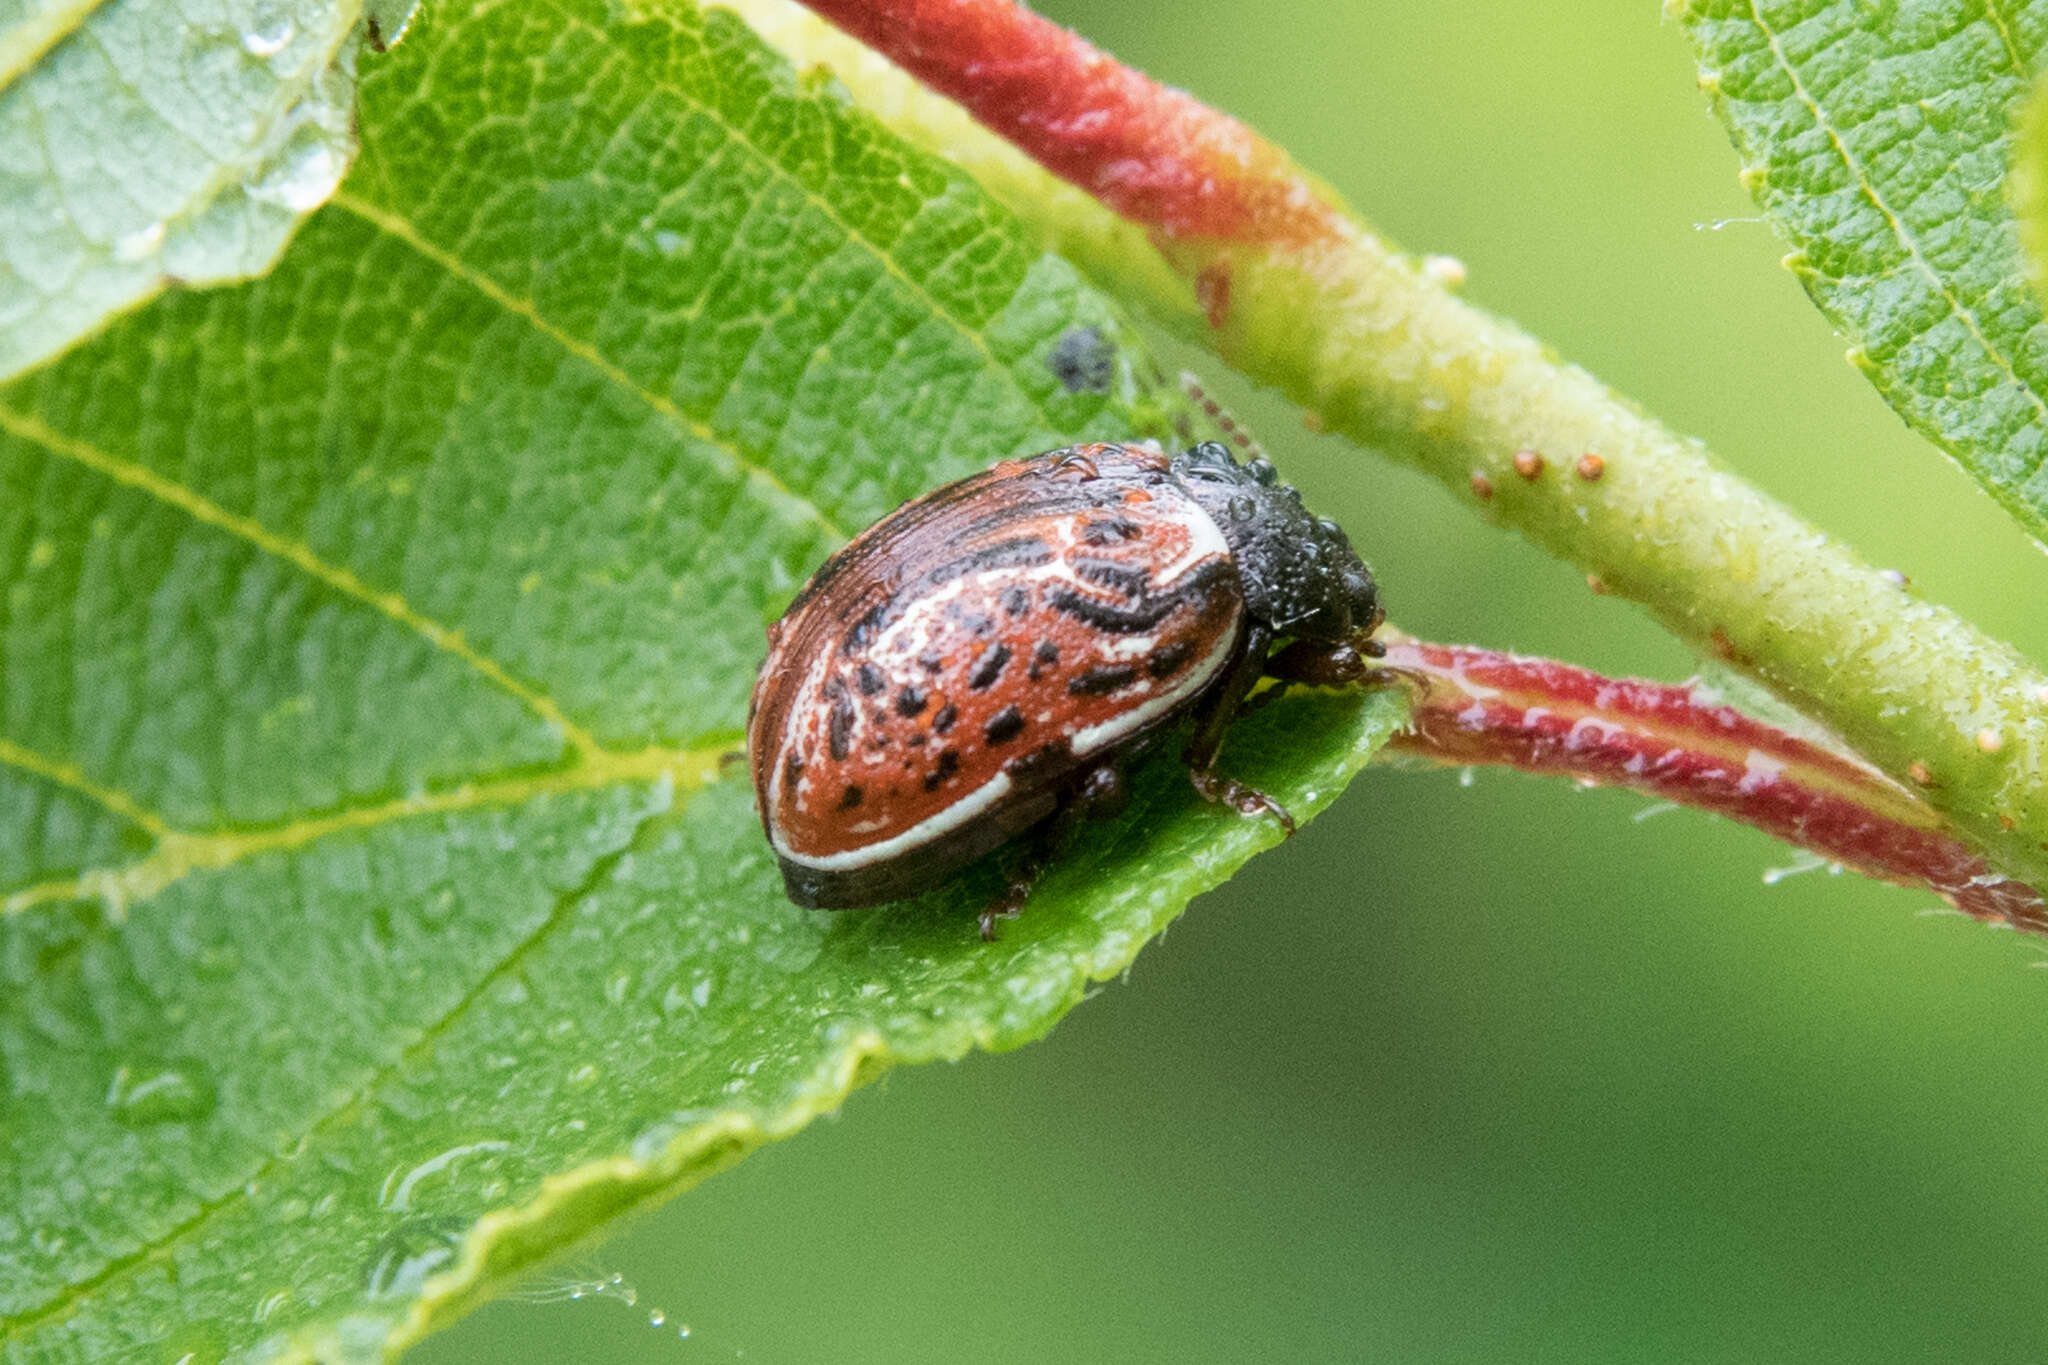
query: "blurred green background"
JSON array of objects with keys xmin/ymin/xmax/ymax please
[{"xmin": 419, "ymin": 1, "xmax": 2048, "ymax": 1360}]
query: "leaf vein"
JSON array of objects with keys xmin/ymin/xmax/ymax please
[
  {"xmin": 0, "ymin": 744, "xmax": 728, "ymax": 919},
  {"xmin": 0, "ymin": 762, "xmax": 711, "ymax": 1337},
  {"xmin": 0, "ymin": 400, "xmax": 605, "ymax": 761},
  {"xmin": 326, "ymin": 190, "xmax": 850, "ymax": 546},
  {"xmin": 1746, "ymin": 0, "xmax": 2048, "ymax": 435},
  {"xmin": 552, "ymin": 0, "xmax": 1065, "ymax": 438},
  {"xmin": 1979, "ymin": 0, "xmax": 2028, "ymax": 79},
  {"xmin": 0, "ymin": 735, "xmax": 171, "ymax": 842}
]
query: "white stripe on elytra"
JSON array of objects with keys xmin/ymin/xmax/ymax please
[
  {"xmin": 1068, "ymin": 600, "xmax": 1240, "ymax": 758},
  {"xmin": 773, "ymin": 767, "xmax": 1017, "ymax": 872}
]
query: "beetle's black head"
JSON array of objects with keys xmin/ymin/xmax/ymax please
[{"xmin": 1171, "ymin": 441, "xmax": 1382, "ymax": 644}]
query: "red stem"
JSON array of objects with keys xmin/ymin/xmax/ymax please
[
  {"xmin": 1380, "ymin": 641, "xmax": 2045, "ymax": 931},
  {"xmin": 796, "ymin": 0, "xmax": 1338, "ymax": 243}
]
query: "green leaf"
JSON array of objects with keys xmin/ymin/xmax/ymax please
[
  {"xmin": 1680, "ymin": 0, "xmax": 2048, "ymax": 542},
  {"xmin": 0, "ymin": 0, "xmax": 364, "ymax": 381},
  {"xmin": 0, "ymin": 1, "xmax": 1403, "ymax": 1358}
]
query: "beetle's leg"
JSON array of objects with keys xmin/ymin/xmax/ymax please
[
  {"xmin": 1264, "ymin": 635, "xmax": 1428, "ymax": 697},
  {"xmin": 979, "ymin": 762, "xmax": 1125, "ymax": 940},
  {"xmin": 1183, "ymin": 624, "xmax": 1296, "ymax": 835}
]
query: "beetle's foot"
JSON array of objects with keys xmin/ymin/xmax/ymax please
[
  {"xmin": 978, "ymin": 881, "xmax": 1031, "ymax": 941},
  {"xmin": 983, "ymin": 896, "xmax": 1024, "ymax": 941},
  {"xmin": 1190, "ymin": 769, "xmax": 1296, "ymax": 836}
]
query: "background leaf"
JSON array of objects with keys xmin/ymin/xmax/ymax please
[
  {"xmin": 0, "ymin": 0, "xmax": 1402, "ymax": 1357},
  {"xmin": 2012, "ymin": 66, "xmax": 2048, "ymax": 300},
  {"xmin": 0, "ymin": 0, "xmax": 363, "ymax": 381},
  {"xmin": 1680, "ymin": 0, "xmax": 2048, "ymax": 542}
]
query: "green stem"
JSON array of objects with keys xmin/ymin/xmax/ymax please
[{"xmin": 733, "ymin": 0, "xmax": 2048, "ymax": 889}]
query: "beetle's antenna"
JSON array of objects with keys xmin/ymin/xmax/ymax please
[{"xmin": 1179, "ymin": 373, "xmax": 1270, "ymax": 464}]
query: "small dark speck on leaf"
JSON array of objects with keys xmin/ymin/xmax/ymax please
[{"xmin": 1048, "ymin": 327, "xmax": 1115, "ymax": 393}]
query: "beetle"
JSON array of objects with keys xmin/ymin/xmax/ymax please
[{"xmin": 747, "ymin": 440, "xmax": 1387, "ymax": 938}]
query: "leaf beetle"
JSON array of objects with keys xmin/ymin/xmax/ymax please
[{"xmin": 747, "ymin": 441, "xmax": 1387, "ymax": 937}]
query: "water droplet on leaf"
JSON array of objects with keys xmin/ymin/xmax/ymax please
[
  {"xmin": 241, "ymin": 11, "xmax": 296, "ymax": 57},
  {"xmin": 361, "ymin": 1216, "xmax": 468, "ymax": 1299},
  {"xmin": 106, "ymin": 1058, "xmax": 217, "ymax": 1126}
]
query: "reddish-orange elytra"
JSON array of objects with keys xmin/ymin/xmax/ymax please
[{"xmin": 747, "ymin": 442, "xmax": 1387, "ymax": 937}]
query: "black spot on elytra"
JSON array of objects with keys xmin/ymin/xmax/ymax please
[
  {"xmin": 1072, "ymin": 558, "xmax": 1150, "ymax": 596},
  {"xmin": 1000, "ymin": 585, "xmax": 1030, "ymax": 616},
  {"xmin": 968, "ymin": 643, "xmax": 1011, "ymax": 690},
  {"xmin": 895, "ymin": 686, "xmax": 927, "ymax": 717},
  {"xmin": 838, "ymin": 784, "xmax": 864, "ymax": 809},
  {"xmin": 932, "ymin": 703, "xmax": 958, "ymax": 734},
  {"xmin": 923, "ymin": 749, "xmax": 960, "ymax": 791},
  {"xmin": 783, "ymin": 754, "xmax": 803, "ymax": 787},
  {"xmin": 1048, "ymin": 326, "xmax": 1114, "ymax": 393},
  {"xmin": 827, "ymin": 682, "xmax": 854, "ymax": 761},
  {"xmin": 919, "ymin": 649, "xmax": 946, "ymax": 673},
  {"xmin": 908, "ymin": 732, "xmax": 927, "ymax": 748},
  {"xmin": 1027, "ymin": 640, "xmax": 1059, "ymax": 681},
  {"xmin": 844, "ymin": 602, "xmax": 888, "ymax": 654},
  {"xmin": 1047, "ymin": 560, "xmax": 1232, "ymax": 634},
  {"xmin": 1070, "ymin": 664, "xmax": 1140, "ymax": 696},
  {"xmin": 1148, "ymin": 640, "xmax": 1196, "ymax": 678},
  {"xmin": 856, "ymin": 662, "xmax": 885, "ymax": 696},
  {"xmin": 984, "ymin": 705, "xmax": 1026, "ymax": 745},
  {"xmin": 920, "ymin": 537, "xmax": 1054, "ymax": 592},
  {"xmin": 1081, "ymin": 517, "xmax": 1142, "ymax": 545}
]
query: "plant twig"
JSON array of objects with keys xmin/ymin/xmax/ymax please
[
  {"xmin": 1377, "ymin": 639, "xmax": 2046, "ymax": 931},
  {"xmin": 745, "ymin": 0, "xmax": 2048, "ymax": 893}
]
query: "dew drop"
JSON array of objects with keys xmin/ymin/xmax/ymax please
[
  {"xmin": 381, "ymin": 1139, "xmax": 510, "ymax": 1211},
  {"xmin": 247, "ymin": 119, "xmax": 347, "ymax": 212},
  {"xmin": 106, "ymin": 1057, "xmax": 217, "ymax": 1126},
  {"xmin": 361, "ymin": 1216, "xmax": 468, "ymax": 1299},
  {"xmin": 1420, "ymin": 253, "xmax": 1468, "ymax": 288},
  {"xmin": 113, "ymin": 220, "xmax": 166, "ymax": 262},
  {"xmin": 241, "ymin": 12, "xmax": 296, "ymax": 57},
  {"xmin": 162, "ymin": 1324, "xmax": 229, "ymax": 1365}
]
